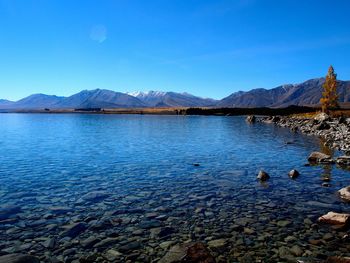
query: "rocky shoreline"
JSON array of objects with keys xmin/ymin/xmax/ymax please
[
  {"xmin": 259, "ymin": 113, "xmax": 350, "ymax": 157},
  {"xmin": 255, "ymin": 113, "xmax": 350, "ymax": 262}
]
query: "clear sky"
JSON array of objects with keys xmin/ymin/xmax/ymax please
[{"xmin": 1, "ymin": 0, "xmax": 350, "ymax": 101}]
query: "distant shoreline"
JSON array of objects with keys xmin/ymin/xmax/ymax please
[{"xmin": 0, "ymin": 105, "xmax": 328, "ymax": 116}]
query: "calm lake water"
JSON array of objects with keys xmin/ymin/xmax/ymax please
[{"xmin": 0, "ymin": 114, "xmax": 349, "ymax": 262}]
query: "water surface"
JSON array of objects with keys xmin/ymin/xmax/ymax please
[{"xmin": 0, "ymin": 114, "xmax": 349, "ymax": 262}]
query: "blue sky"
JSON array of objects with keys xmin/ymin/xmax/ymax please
[{"xmin": 1, "ymin": 0, "xmax": 350, "ymax": 101}]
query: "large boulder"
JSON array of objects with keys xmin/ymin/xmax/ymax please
[
  {"xmin": 0, "ymin": 254, "xmax": 40, "ymax": 263},
  {"xmin": 308, "ymin": 152, "xmax": 334, "ymax": 164},
  {"xmin": 338, "ymin": 186, "xmax": 350, "ymax": 202},
  {"xmin": 318, "ymin": 212, "xmax": 350, "ymax": 225}
]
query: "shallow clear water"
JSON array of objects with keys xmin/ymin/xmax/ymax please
[{"xmin": 0, "ymin": 114, "xmax": 349, "ymax": 262}]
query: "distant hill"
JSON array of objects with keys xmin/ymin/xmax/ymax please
[
  {"xmin": 0, "ymin": 99, "xmax": 14, "ymax": 107},
  {"xmin": 127, "ymin": 91, "xmax": 217, "ymax": 107},
  {"xmin": 218, "ymin": 78, "xmax": 350, "ymax": 108},
  {"xmin": 1, "ymin": 78, "xmax": 350, "ymax": 109},
  {"xmin": 55, "ymin": 89, "xmax": 146, "ymax": 108},
  {"xmin": 0, "ymin": 89, "xmax": 146, "ymax": 109},
  {"xmin": 4, "ymin": 94, "xmax": 64, "ymax": 109}
]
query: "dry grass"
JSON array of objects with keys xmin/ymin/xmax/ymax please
[
  {"xmin": 291, "ymin": 109, "xmax": 350, "ymax": 119},
  {"xmin": 102, "ymin": 107, "xmax": 185, "ymax": 115},
  {"xmin": 290, "ymin": 111, "xmax": 319, "ymax": 119}
]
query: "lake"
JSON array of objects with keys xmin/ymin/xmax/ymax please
[{"xmin": 0, "ymin": 114, "xmax": 349, "ymax": 262}]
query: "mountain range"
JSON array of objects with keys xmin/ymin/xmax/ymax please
[
  {"xmin": 1, "ymin": 78, "xmax": 349, "ymax": 109},
  {"xmin": 218, "ymin": 78, "xmax": 350, "ymax": 108}
]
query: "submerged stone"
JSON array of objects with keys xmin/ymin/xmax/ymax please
[
  {"xmin": 93, "ymin": 237, "xmax": 119, "ymax": 248},
  {"xmin": 159, "ymin": 242, "xmax": 215, "ymax": 263},
  {"xmin": 48, "ymin": 206, "xmax": 72, "ymax": 215},
  {"xmin": 42, "ymin": 237, "xmax": 55, "ymax": 249},
  {"xmin": 61, "ymin": 222, "xmax": 87, "ymax": 238},
  {"xmin": 79, "ymin": 191, "xmax": 109, "ymax": 202},
  {"xmin": 185, "ymin": 243, "xmax": 215, "ymax": 263},
  {"xmin": 138, "ymin": 220, "xmax": 161, "ymax": 229},
  {"xmin": 207, "ymin": 239, "xmax": 227, "ymax": 249},
  {"xmin": 119, "ymin": 241, "xmax": 141, "ymax": 253},
  {"xmin": 0, "ymin": 206, "xmax": 21, "ymax": 221}
]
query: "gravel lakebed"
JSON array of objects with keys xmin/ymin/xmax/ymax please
[{"xmin": 1, "ymin": 114, "xmax": 350, "ymax": 263}]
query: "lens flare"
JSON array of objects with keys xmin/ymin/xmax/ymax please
[{"xmin": 89, "ymin": 24, "xmax": 107, "ymax": 43}]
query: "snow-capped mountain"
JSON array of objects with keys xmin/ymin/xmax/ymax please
[
  {"xmin": 127, "ymin": 90, "xmax": 217, "ymax": 107},
  {"xmin": 126, "ymin": 91, "xmax": 167, "ymax": 98}
]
